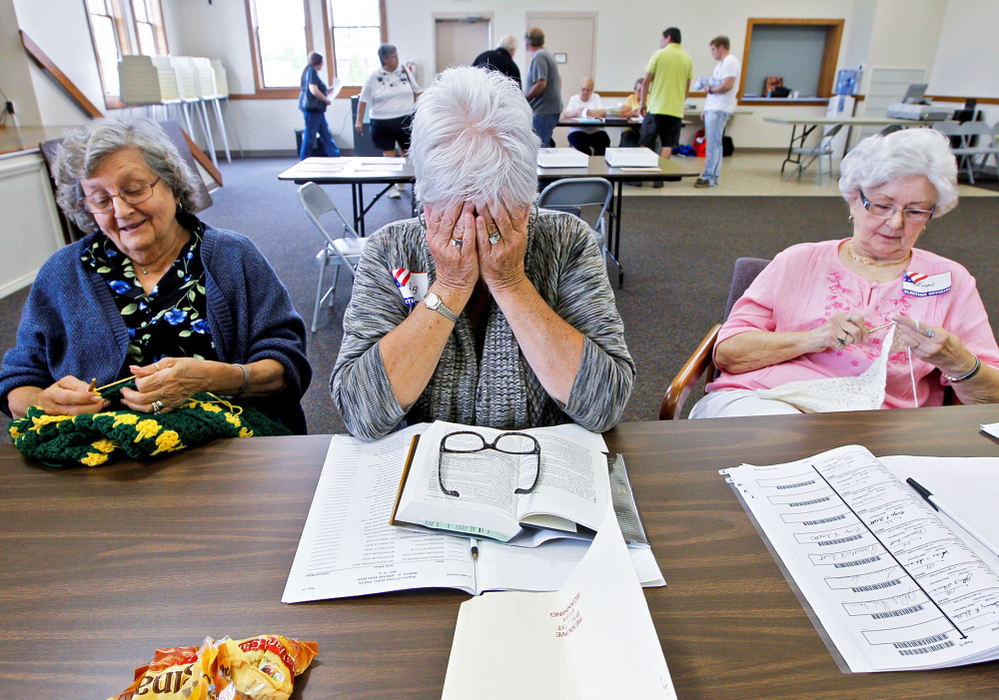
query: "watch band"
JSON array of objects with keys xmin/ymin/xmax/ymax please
[{"xmin": 424, "ymin": 292, "xmax": 458, "ymax": 323}]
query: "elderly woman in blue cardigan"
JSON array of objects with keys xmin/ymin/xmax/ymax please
[{"xmin": 0, "ymin": 118, "xmax": 311, "ymax": 432}]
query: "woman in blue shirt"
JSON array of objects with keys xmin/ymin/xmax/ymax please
[{"xmin": 299, "ymin": 52, "xmax": 341, "ymax": 159}]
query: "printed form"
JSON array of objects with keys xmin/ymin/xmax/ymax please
[{"xmin": 723, "ymin": 445, "xmax": 999, "ymax": 672}]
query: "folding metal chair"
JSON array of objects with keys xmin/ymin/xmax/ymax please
[
  {"xmin": 785, "ymin": 123, "xmax": 843, "ymax": 184},
  {"xmin": 298, "ymin": 182, "xmax": 367, "ymax": 332},
  {"xmin": 537, "ymin": 177, "xmax": 619, "ymax": 285}
]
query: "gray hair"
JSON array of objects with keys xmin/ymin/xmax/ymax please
[
  {"xmin": 410, "ymin": 66, "xmax": 538, "ymax": 209},
  {"xmin": 498, "ymin": 35, "xmax": 517, "ymax": 52},
  {"xmin": 377, "ymin": 43, "xmax": 397, "ymax": 65},
  {"xmin": 838, "ymin": 128, "xmax": 959, "ymax": 217},
  {"xmin": 54, "ymin": 118, "xmax": 200, "ymax": 233}
]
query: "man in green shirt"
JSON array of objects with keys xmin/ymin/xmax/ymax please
[{"xmin": 640, "ymin": 27, "xmax": 693, "ymax": 160}]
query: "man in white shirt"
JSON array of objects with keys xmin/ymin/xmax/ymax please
[
  {"xmin": 695, "ymin": 36, "xmax": 739, "ymax": 188},
  {"xmin": 562, "ymin": 77, "xmax": 610, "ymax": 156}
]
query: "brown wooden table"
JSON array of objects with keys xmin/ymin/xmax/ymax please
[{"xmin": 3, "ymin": 405, "xmax": 999, "ymax": 697}]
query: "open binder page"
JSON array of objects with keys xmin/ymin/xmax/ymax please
[
  {"xmin": 283, "ymin": 426, "xmax": 475, "ymax": 602},
  {"xmin": 722, "ymin": 445, "xmax": 999, "ymax": 672}
]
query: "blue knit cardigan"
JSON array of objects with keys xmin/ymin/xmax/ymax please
[{"xmin": 0, "ymin": 223, "xmax": 312, "ymax": 433}]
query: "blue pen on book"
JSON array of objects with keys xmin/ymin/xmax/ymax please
[{"xmin": 906, "ymin": 477, "xmax": 999, "ymax": 557}]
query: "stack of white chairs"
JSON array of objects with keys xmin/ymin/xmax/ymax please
[
  {"xmin": 169, "ymin": 56, "xmax": 217, "ymax": 166},
  {"xmin": 119, "ymin": 55, "xmax": 243, "ymax": 165},
  {"xmin": 211, "ymin": 58, "xmax": 243, "ymax": 158},
  {"xmin": 118, "ymin": 55, "xmax": 184, "ymax": 126},
  {"xmin": 192, "ymin": 57, "xmax": 231, "ymax": 162}
]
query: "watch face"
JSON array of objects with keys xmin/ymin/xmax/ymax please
[{"xmin": 425, "ymin": 292, "xmax": 439, "ymax": 308}]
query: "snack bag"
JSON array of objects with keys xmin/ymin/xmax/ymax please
[
  {"xmin": 219, "ymin": 635, "xmax": 319, "ymax": 700},
  {"xmin": 108, "ymin": 643, "xmax": 218, "ymax": 699},
  {"xmin": 108, "ymin": 635, "xmax": 316, "ymax": 700}
]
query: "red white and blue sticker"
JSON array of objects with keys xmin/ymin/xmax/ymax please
[
  {"xmin": 903, "ymin": 271, "xmax": 951, "ymax": 297},
  {"xmin": 392, "ymin": 268, "xmax": 429, "ymax": 307}
]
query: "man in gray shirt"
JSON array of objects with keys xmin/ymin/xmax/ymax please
[{"xmin": 524, "ymin": 27, "xmax": 562, "ymax": 147}]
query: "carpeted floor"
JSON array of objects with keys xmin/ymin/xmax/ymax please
[{"xmin": 4, "ymin": 156, "xmax": 999, "ymax": 436}]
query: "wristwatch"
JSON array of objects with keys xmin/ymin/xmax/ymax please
[{"xmin": 424, "ymin": 292, "xmax": 458, "ymax": 323}]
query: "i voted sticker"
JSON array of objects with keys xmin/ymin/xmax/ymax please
[
  {"xmin": 391, "ymin": 268, "xmax": 429, "ymax": 307},
  {"xmin": 903, "ymin": 271, "xmax": 951, "ymax": 297}
]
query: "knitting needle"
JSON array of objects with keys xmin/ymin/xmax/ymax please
[
  {"xmin": 88, "ymin": 378, "xmax": 97, "ymax": 393},
  {"xmin": 866, "ymin": 321, "xmax": 895, "ymax": 334},
  {"xmin": 95, "ymin": 375, "xmax": 136, "ymax": 393}
]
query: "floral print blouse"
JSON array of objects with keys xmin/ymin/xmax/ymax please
[{"xmin": 81, "ymin": 222, "xmax": 219, "ymax": 367}]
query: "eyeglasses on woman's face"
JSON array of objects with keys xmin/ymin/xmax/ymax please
[
  {"xmin": 858, "ymin": 188, "xmax": 935, "ymax": 224},
  {"xmin": 82, "ymin": 177, "xmax": 162, "ymax": 213}
]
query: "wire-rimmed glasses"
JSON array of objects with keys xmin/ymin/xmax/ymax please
[
  {"xmin": 437, "ymin": 430, "xmax": 542, "ymax": 498},
  {"xmin": 858, "ymin": 188, "xmax": 935, "ymax": 223},
  {"xmin": 81, "ymin": 177, "xmax": 162, "ymax": 213}
]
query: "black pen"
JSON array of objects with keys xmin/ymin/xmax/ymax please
[
  {"xmin": 906, "ymin": 477, "xmax": 999, "ymax": 557},
  {"xmin": 470, "ymin": 538, "xmax": 479, "ymax": 560}
]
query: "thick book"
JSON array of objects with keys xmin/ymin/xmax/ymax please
[
  {"xmin": 391, "ymin": 421, "xmax": 615, "ymax": 543},
  {"xmin": 605, "ymin": 147, "xmax": 660, "ymax": 167},
  {"xmin": 537, "ymin": 148, "xmax": 589, "ymax": 168},
  {"xmin": 722, "ymin": 446, "xmax": 999, "ymax": 672},
  {"xmin": 281, "ymin": 425, "xmax": 664, "ymax": 602},
  {"xmin": 442, "ymin": 507, "xmax": 676, "ymax": 699}
]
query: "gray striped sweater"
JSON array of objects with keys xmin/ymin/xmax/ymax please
[{"xmin": 330, "ymin": 210, "xmax": 634, "ymax": 441}]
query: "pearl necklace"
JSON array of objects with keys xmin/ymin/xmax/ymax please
[{"xmin": 846, "ymin": 242, "xmax": 911, "ymax": 268}]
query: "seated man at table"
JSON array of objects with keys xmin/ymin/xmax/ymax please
[{"xmin": 563, "ymin": 78, "xmax": 611, "ymax": 156}]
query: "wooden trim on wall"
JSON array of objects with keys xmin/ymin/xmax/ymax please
[
  {"xmin": 739, "ymin": 17, "xmax": 845, "ymax": 101},
  {"xmin": 321, "ymin": 0, "xmax": 387, "ymax": 86},
  {"xmin": 20, "ymin": 30, "xmax": 104, "ymax": 118}
]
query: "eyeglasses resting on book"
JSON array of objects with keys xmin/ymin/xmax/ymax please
[{"xmin": 437, "ymin": 430, "xmax": 542, "ymax": 498}]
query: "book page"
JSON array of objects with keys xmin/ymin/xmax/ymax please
[
  {"xmin": 442, "ymin": 507, "xmax": 674, "ymax": 700},
  {"xmin": 282, "ymin": 426, "xmax": 475, "ymax": 602},
  {"xmin": 516, "ymin": 427, "xmax": 610, "ymax": 532},
  {"xmin": 395, "ymin": 421, "xmax": 523, "ymax": 541},
  {"xmin": 723, "ymin": 446, "xmax": 999, "ymax": 672}
]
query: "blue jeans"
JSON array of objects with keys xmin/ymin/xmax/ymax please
[
  {"xmin": 300, "ymin": 109, "xmax": 341, "ymax": 159},
  {"xmin": 532, "ymin": 112, "xmax": 559, "ymax": 148},
  {"xmin": 701, "ymin": 109, "xmax": 731, "ymax": 184}
]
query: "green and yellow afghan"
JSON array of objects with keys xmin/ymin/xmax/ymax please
[{"xmin": 8, "ymin": 393, "xmax": 290, "ymax": 468}]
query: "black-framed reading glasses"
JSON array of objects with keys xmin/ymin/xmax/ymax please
[{"xmin": 437, "ymin": 430, "xmax": 542, "ymax": 498}]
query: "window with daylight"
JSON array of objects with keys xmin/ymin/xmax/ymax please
[
  {"xmin": 130, "ymin": 0, "xmax": 169, "ymax": 56},
  {"xmin": 246, "ymin": 0, "xmax": 311, "ymax": 91},
  {"xmin": 85, "ymin": 0, "xmax": 129, "ymax": 98},
  {"xmin": 324, "ymin": 0, "xmax": 386, "ymax": 87}
]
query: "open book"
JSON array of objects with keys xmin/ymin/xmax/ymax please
[
  {"xmin": 391, "ymin": 421, "xmax": 612, "ymax": 543},
  {"xmin": 282, "ymin": 425, "xmax": 664, "ymax": 602},
  {"xmin": 722, "ymin": 446, "xmax": 999, "ymax": 672}
]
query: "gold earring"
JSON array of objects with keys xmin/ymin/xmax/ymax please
[{"xmin": 848, "ymin": 215, "xmax": 855, "ymax": 223}]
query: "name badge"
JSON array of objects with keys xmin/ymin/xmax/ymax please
[
  {"xmin": 391, "ymin": 268, "xmax": 429, "ymax": 307},
  {"xmin": 903, "ymin": 271, "xmax": 951, "ymax": 297}
]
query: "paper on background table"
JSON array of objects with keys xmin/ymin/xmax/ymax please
[
  {"xmin": 282, "ymin": 425, "xmax": 663, "ymax": 602},
  {"xmin": 442, "ymin": 507, "xmax": 675, "ymax": 699},
  {"xmin": 722, "ymin": 446, "xmax": 999, "ymax": 672}
]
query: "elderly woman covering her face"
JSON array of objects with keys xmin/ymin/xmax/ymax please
[
  {"xmin": 691, "ymin": 128, "xmax": 999, "ymax": 419},
  {"xmin": 332, "ymin": 66, "xmax": 635, "ymax": 441},
  {"xmin": 0, "ymin": 119, "xmax": 311, "ymax": 432}
]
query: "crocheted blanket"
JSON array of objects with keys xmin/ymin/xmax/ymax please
[{"xmin": 8, "ymin": 393, "xmax": 290, "ymax": 468}]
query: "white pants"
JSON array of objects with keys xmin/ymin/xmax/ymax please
[{"xmin": 689, "ymin": 389, "xmax": 803, "ymax": 419}]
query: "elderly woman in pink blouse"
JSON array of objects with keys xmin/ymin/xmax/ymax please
[{"xmin": 691, "ymin": 128, "xmax": 999, "ymax": 418}]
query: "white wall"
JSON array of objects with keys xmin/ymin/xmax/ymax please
[
  {"xmin": 13, "ymin": 0, "xmax": 108, "ymax": 126},
  {"xmin": 6, "ymin": 0, "xmax": 999, "ymax": 151}
]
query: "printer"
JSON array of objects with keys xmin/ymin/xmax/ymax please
[{"xmin": 886, "ymin": 83, "xmax": 949, "ymax": 121}]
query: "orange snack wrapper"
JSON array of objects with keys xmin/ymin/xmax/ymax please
[{"xmin": 108, "ymin": 634, "xmax": 317, "ymax": 700}]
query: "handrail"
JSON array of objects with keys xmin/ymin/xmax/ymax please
[{"xmin": 20, "ymin": 30, "xmax": 103, "ymax": 118}]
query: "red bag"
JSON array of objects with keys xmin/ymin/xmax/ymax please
[{"xmin": 693, "ymin": 128, "xmax": 706, "ymax": 157}]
